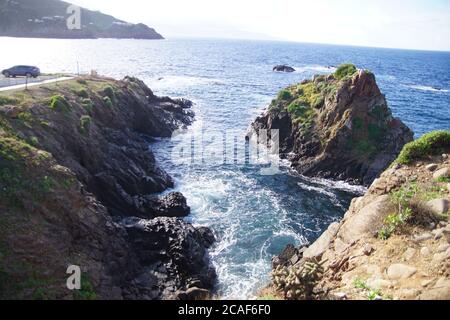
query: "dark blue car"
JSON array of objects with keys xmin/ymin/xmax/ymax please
[{"xmin": 2, "ymin": 65, "xmax": 41, "ymax": 78}]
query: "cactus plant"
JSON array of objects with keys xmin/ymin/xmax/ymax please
[{"xmin": 271, "ymin": 258, "xmax": 326, "ymax": 300}]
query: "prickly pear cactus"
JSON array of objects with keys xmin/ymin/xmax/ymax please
[{"xmin": 272, "ymin": 258, "xmax": 326, "ymax": 299}]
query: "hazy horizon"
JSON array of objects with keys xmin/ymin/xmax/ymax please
[{"xmin": 66, "ymin": 0, "xmax": 450, "ymax": 52}]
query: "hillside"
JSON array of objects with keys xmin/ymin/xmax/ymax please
[
  {"xmin": 0, "ymin": 76, "xmax": 216, "ymax": 299},
  {"xmin": 267, "ymin": 131, "xmax": 450, "ymax": 300},
  {"xmin": 0, "ymin": 0, "xmax": 164, "ymax": 39}
]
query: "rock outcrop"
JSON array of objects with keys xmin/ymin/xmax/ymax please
[
  {"xmin": 273, "ymin": 65, "xmax": 296, "ymax": 73},
  {"xmin": 0, "ymin": 75, "xmax": 215, "ymax": 299},
  {"xmin": 268, "ymin": 131, "xmax": 450, "ymax": 300},
  {"xmin": 0, "ymin": 0, "xmax": 164, "ymax": 39},
  {"xmin": 251, "ymin": 64, "xmax": 413, "ymax": 186}
]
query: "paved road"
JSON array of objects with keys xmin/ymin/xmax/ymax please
[{"xmin": 0, "ymin": 75, "xmax": 74, "ymax": 92}]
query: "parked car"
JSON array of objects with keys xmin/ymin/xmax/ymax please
[{"xmin": 2, "ymin": 65, "xmax": 41, "ymax": 78}]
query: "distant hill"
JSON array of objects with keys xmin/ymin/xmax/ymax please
[{"xmin": 0, "ymin": 0, "xmax": 164, "ymax": 39}]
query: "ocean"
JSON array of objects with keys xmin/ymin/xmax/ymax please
[{"xmin": 1, "ymin": 37, "xmax": 449, "ymax": 298}]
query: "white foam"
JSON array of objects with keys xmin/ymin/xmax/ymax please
[
  {"xmin": 295, "ymin": 65, "xmax": 336, "ymax": 74},
  {"xmin": 297, "ymin": 181, "xmax": 346, "ymax": 209},
  {"xmin": 407, "ymin": 85, "xmax": 449, "ymax": 93},
  {"xmin": 308, "ymin": 176, "xmax": 366, "ymax": 194},
  {"xmin": 147, "ymin": 75, "xmax": 227, "ymax": 90}
]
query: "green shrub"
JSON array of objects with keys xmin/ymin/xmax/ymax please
[
  {"xmin": 102, "ymin": 96, "xmax": 113, "ymax": 108},
  {"xmin": 74, "ymin": 275, "xmax": 97, "ymax": 300},
  {"xmin": 353, "ymin": 278, "xmax": 385, "ymax": 300},
  {"xmin": 17, "ymin": 112, "xmax": 33, "ymax": 127},
  {"xmin": 103, "ymin": 86, "xmax": 116, "ymax": 101},
  {"xmin": 334, "ymin": 64, "xmax": 357, "ymax": 80},
  {"xmin": 29, "ymin": 137, "xmax": 39, "ymax": 146},
  {"xmin": 81, "ymin": 98, "xmax": 93, "ymax": 113},
  {"xmin": 0, "ymin": 96, "xmax": 19, "ymax": 106},
  {"xmin": 278, "ymin": 89, "xmax": 292, "ymax": 101},
  {"xmin": 378, "ymin": 182, "xmax": 419, "ymax": 240},
  {"xmin": 79, "ymin": 115, "xmax": 91, "ymax": 134},
  {"xmin": 77, "ymin": 79, "xmax": 87, "ymax": 85},
  {"xmin": 378, "ymin": 208, "xmax": 412, "ymax": 240},
  {"xmin": 396, "ymin": 130, "xmax": 450, "ymax": 165},
  {"xmin": 296, "ymin": 82, "xmax": 325, "ymax": 109},
  {"xmin": 49, "ymin": 95, "xmax": 70, "ymax": 113},
  {"xmin": 75, "ymin": 89, "xmax": 89, "ymax": 98},
  {"xmin": 287, "ymin": 102, "xmax": 315, "ymax": 123},
  {"xmin": 32, "ymin": 287, "xmax": 50, "ymax": 300}
]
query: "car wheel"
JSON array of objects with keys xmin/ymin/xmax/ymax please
[{"xmin": 4, "ymin": 71, "xmax": 10, "ymax": 77}]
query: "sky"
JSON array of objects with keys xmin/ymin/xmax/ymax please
[{"xmin": 68, "ymin": 0, "xmax": 450, "ymax": 51}]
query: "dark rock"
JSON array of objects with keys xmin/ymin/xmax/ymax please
[
  {"xmin": 196, "ymin": 226, "xmax": 216, "ymax": 248},
  {"xmin": 147, "ymin": 192, "xmax": 191, "ymax": 218},
  {"xmin": 272, "ymin": 244, "xmax": 304, "ymax": 268},
  {"xmin": 124, "ymin": 217, "xmax": 217, "ymax": 297},
  {"xmin": 177, "ymin": 287, "xmax": 211, "ymax": 301},
  {"xmin": 273, "ymin": 65, "xmax": 296, "ymax": 73}
]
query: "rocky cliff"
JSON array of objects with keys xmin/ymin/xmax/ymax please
[
  {"xmin": 268, "ymin": 131, "xmax": 450, "ymax": 300},
  {"xmin": 251, "ymin": 64, "xmax": 413, "ymax": 186},
  {"xmin": 0, "ymin": 0, "xmax": 164, "ymax": 39},
  {"xmin": 0, "ymin": 76, "xmax": 215, "ymax": 299}
]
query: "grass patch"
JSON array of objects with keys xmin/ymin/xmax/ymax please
[
  {"xmin": 74, "ymin": 274, "xmax": 97, "ymax": 300},
  {"xmin": 49, "ymin": 95, "xmax": 70, "ymax": 113},
  {"xmin": 75, "ymin": 89, "xmax": 89, "ymax": 99},
  {"xmin": 17, "ymin": 112, "xmax": 34, "ymax": 128},
  {"xmin": 0, "ymin": 135, "xmax": 54, "ymax": 207},
  {"xmin": 353, "ymin": 278, "xmax": 387, "ymax": 300},
  {"xmin": 334, "ymin": 64, "xmax": 357, "ymax": 80},
  {"xmin": 378, "ymin": 208, "xmax": 413, "ymax": 240},
  {"xmin": 395, "ymin": 130, "xmax": 450, "ymax": 165},
  {"xmin": 436, "ymin": 177, "xmax": 450, "ymax": 183},
  {"xmin": 278, "ymin": 89, "xmax": 292, "ymax": 101},
  {"xmin": 0, "ymin": 96, "xmax": 19, "ymax": 106},
  {"xmin": 378, "ymin": 181, "xmax": 447, "ymax": 239},
  {"xmin": 296, "ymin": 82, "xmax": 325, "ymax": 109}
]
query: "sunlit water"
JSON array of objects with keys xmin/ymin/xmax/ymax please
[{"xmin": 1, "ymin": 37, "xmax": 449, "ymax": 299}]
